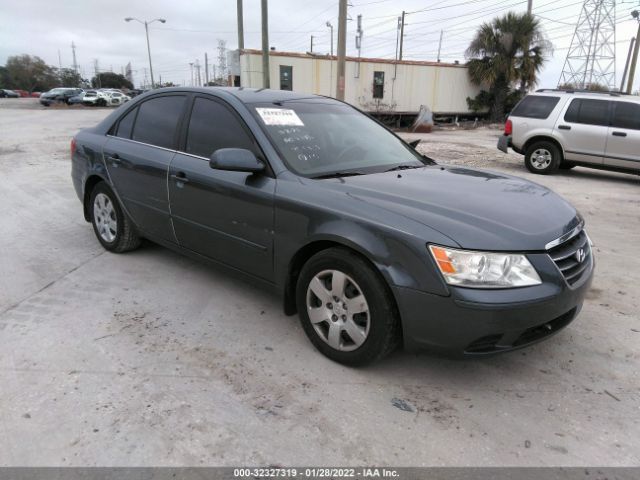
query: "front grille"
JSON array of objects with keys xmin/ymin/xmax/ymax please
[{"xmin": 548, "ymin": 230, "xmax": 591, "ymax": 286}]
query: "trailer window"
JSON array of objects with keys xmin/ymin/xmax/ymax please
[{"xmin": 373, "ymin": 71, "xmax": 384, "ymax": 99}]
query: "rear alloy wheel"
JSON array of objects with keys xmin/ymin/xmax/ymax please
[
  {"xmin": 296, "ymin": 248, "xmax": 400, "ymax": 366},
  {"xmin": 89, "ymin": 182, "xmax": 140, "ymax": 253},
  {"xmin": 524, "ymin": 141, "xmax": 561, "ymax": 175}
]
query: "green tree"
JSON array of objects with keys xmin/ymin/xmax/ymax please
[
  {"xmin": 91, "ymin": 72, "xmax": 133, "ymax": 90},
  {"xmin": 5, "ymin": 54, "xmax": 58, "ymax": 92},
  {"xmin": 0, "ymin": 66, "xmax": 11, "ymax": 88},
  {"xmin": 466, "ymin": 12, "xmax": 550, "ymax": 121},
  {"xmin": 57, "ymin": 68, "xmax": 85, "ymax": 88}
]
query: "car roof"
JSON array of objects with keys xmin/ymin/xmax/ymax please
[{"xmin": 150, "ymin": 86, "xmax": 331, "ymax": 105}]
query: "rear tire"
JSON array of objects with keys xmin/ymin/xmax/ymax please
[
  {"xmin": 524, "ymin": 141, "xmax": 561, "ymax": 175},
  {"xmin": 295, "ymin": 247, "xmax": 401, "ymax": 366},
  {"xmin": 89, "ymin": 182, "xmax": 141, "ymax": 253}
]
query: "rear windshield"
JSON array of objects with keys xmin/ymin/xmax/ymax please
[{"xmin": 510, "ymin": 95, "xmax": 560, "ymax": 119}]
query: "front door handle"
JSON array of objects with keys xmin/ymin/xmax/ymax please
[
  {"xmin": 612, "ymin": 131, "xmax": 627, "ymax": 137},
  {"xmin": 558, "ymin": 125, "xmax": 571, "ymax": 130},
  {"xmin": 170, "ymin": 172, "xmax": 190, "ymax": 184}
]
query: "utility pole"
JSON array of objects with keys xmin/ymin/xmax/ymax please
[
  {"xmin": 355, "ymin": 14, "xmax": 363, "ymax": 78},
  {"xmin": 394, "ymin": 16, "xmax": 401, "ymax": 79},
  {"xmin": 398, "ymin": 11, "xmax": 405, "ymax": 61},
  {"xmin": 627, "ymin": 11, "xmax": 640, "ymax": 94},
  {"xmin": 336, "ymin": 0, "xmax": 347, "ymax": 100},
  {"xmin": 437, "ymin": 30, "xmax": 443, "ymax": 62},
  {"xmin": 205, "ymin": 53, "xmax": 209, "ymax": 85},
  {"xmin": 237, "ymin": 0, "xmax": 244, "ymax": 50},
  {"xmin": 521, "ymin": 0, "xmax": 533, "ymax": 91},
  {"xmin": 195, "ymin": 59, "xmax": 201, "ymax": 86},
  {"xmin": 71, "ymin": 42, "xmax": 78, "ymax": 74},
  {"xmin": 94, "ymin": 59, "xmax": 100, "ymax": 88},
  {"xmin": 189, "ymin": 62, "xmax": 194, "ymax": 86},
  {"xmin": 58, "ymin": 50, "xmax": 62, "ymax": 71},
  {"xmin": 261, "ymin": 0, "xmax": 270, "ymax": 88},
  {"xmin": 326, "ymin": 21, "xmax": 334, "ymax": 96},
  {"xmin": 310, "ymin": 35, "xmax": 314, "ymax": 53},
  {"xmin": 621, "ymin": 37, "xmax": 636, "ymax": 92}
]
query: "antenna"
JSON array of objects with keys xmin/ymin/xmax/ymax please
[{"xmin": 558, "ymin": 0, "xmax": 617, "ymax": 90}]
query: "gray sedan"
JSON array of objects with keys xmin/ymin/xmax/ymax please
[{"xmin": 71, "ymin": 87, "xmax": 593, "ymax": 365}]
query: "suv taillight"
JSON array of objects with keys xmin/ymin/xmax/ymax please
[
  {"xmin": 70, "ymin": 137, "xmax": 77, "ymax": 157},
  {"xmin": 504, "ymin": 119, "xmax": 513, "ymax": 136}
]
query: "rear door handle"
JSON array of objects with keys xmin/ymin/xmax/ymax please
[
  {"xmin": 106, "ymin": 153, "xmax": 121, "ymax": 165},
  {"xmin": 171, "ymin": 172, "xmax": 190, "ymax": 184},
  {"xmin": 558, "ymin": 125, "xmax": 571, "ymax": 130},
  {"xmin": 612, "ymin": 131, "xmax": 627, "ymax": 137}
]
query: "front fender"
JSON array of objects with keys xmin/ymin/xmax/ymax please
[{"xmin": 273, "ymin": 181, "xmax": 454, "ymax": 299}]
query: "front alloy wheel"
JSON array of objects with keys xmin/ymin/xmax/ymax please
[
  {"xmin": 296, "ymin": 247, "xmax": 400, "ymax": 366},
  {"xmin": 306, "ymin": 269, "xmax": 370, "ymax": 352}
]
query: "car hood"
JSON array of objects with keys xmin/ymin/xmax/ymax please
[{"xmin": 311, "ymin": 165, "xmax": 580, "ymax": 251}]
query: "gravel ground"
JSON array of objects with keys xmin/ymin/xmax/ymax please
[{"xmin": 0, "ymin": 98, "xmax": 638, "ymax": 467}]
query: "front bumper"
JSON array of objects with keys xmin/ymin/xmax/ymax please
[{"xmin": 393, "ymin": 251, "xmax": 594, "ymax": 356}]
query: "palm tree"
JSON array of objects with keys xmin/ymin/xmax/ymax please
[{"xmin": 466, "ymin": 12, "xmax": 550, "ymax": 121}]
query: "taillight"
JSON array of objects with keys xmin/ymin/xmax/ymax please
[
  {"xmin": 504, "ymin": 119, "xmax": 513, "ymax": 136},
  {"xmin": 70, "ymin": 137, "xmax": 77, "ymax": 157}
]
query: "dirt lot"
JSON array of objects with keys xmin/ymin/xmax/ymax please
[{"xmin": 0, "ymin": 98, "xmax": 638, "ymax": 466}]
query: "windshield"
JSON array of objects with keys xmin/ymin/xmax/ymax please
[{"xmin": 251, "ymin": 101, "xmax": 425, "ymax": 177}]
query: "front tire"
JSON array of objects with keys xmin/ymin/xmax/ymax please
[
  {"xmin": 296, "ymin": 248, "xmax": 401, "ymax": 366},
  {"xmin": 524, "ymin": 141, "xmax": 561, "ymax": 175},
  {"xmin": 89, "ymin": 182, "xmax": 140, "ymax": 253}
]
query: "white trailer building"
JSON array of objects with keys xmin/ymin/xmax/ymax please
[{"xmin": 232, "ymin": 49, "xmax": 481, "ymax": 119}]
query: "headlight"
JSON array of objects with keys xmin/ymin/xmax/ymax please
[{"xmin": 428, "ymin": 245, "xmax": 542, "ymax": 288}]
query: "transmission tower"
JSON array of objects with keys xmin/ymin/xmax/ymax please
[{"xmin": 558, "ymin": 0, "xmax": 616, "ymax": 90}]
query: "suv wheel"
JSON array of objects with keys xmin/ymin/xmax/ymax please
[
  {"xmin": 524, "ymin": 141, "xmax": 561, "ymax": 175},
  {"xmin": 296, "ymin": 248, "xmax": 400, "ymax": 366},
  {"xmin": 89, "ymin": 182, "xmax": 141, "ymax": 253}
]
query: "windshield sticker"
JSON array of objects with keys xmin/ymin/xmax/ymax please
[{"xmin": 256, "ymin": 108, "xmax": 304, "ymax": 126}]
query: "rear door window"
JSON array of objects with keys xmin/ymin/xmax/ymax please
[
  {"xmin": 563, "ymin": 99, "xmax": 610, "ymax": 126},
  {"xmin": 611, "ymin": 101, "xmax": 640, "ymax": 130},
  {"xmin": 115, "ymin": 107, "xmax": 138, "ymax": 139},
  {"xmin": 131, "ymin": 95, "xmax": 187, "ymax": 149},
  {"xmin": 510, "ymin": 95, "xmax": 560, "ymax": 119},
  {"xmin": 185, "ymin": 97, "xmax": 257, "ymax": 158}
]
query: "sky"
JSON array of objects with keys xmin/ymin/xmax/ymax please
[{"xmin": 1, "ymin": 0, "xmax": 639, "ymax": 91}]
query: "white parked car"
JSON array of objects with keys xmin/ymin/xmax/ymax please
[
  {"xmin": 105, "ymin": 91, "xmax": 131, "ymax": 106},
  {"xmin": 82, "ymin": 90, "xmax": 109, "ymax": 106},
  {"xmin": 498, "ymin": 89, "xmax": 640, "ymax": 176}
]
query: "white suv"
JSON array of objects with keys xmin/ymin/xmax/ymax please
[{"xmin": 498, "ymin": 89, "xmax": 640, "ymax": 175}]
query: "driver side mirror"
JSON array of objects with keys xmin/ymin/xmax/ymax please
[
  {"xmin": 408, "ymin": 139, "xmax": 421, "ymax": 149},
  {"xmin": 209, "ymin": 148, "xmax": 265, "ymax": 173}
]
